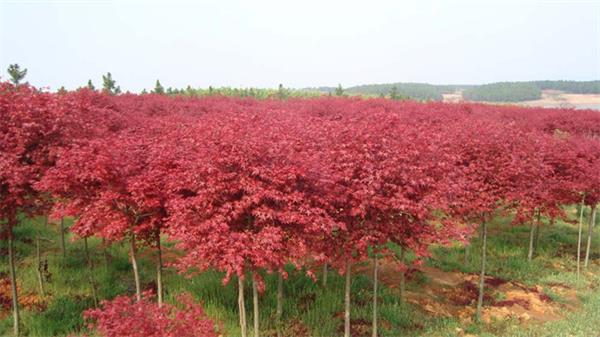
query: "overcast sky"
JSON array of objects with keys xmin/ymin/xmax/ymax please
[{"xmin": 1, "ymin": 0, "xmax": 599, "ymax": 91}]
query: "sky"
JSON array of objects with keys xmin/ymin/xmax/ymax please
[{"xmin": 1, "ymin": 0, "xmax": 599, "ymax": 91}]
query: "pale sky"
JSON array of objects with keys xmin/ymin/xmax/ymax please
[{"xmin": 1, "ymin": 0, "xmax": 599, "ymax": 91}]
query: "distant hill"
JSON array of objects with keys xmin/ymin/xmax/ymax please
[
  {"xmin": 462, "ymin": 82, "xmax": 542, "ymax": 102},
  {"xmin": 533, "ymin": 80, "xmax": 600, "ymax": 94},
  {"xmin": 306, "ymin": 80, "xmax": 600, "ymax": 102}
]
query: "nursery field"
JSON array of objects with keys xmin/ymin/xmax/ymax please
[
  {"xmin": 1, "ymin": 82, "xmax": 600, "ymax": 337},
  {"xmin": 1, "ymin": 211, "xmax": 600, "ymax": 337}
]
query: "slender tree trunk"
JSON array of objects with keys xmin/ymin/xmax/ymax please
[
  {"xmin": 276, "ymin": 272, "xmax": 283, "ymax": 337},
  {"xmin": 102, "ymin": 237, "xmax": 111, "ymax": 265},
  {"xmin": 238, "ymin": 276, "xmax": 248, "ymax": 337},
  {"xmin": 527, "ymin": 215, "xmax": 536, "ymax": 262},
  {"xmin": 59, "ymin": 217, "xmax": 66, "ymax": 259},
  {"xmin": 8, "ymin": 226, "xmax": 21, "ymax": 336},
  {"xmin": 252, "ymin": 274, "xmax": 260, "ymax": 337},
  {"xmin": 372, "ymin": 255, "xmax": 378, "ymax": 337},
  {"xmin": 463, "ymin": 243, "xmax": 470, "ymax": 266},
  {"xmin": 577, "ymin": 199, "xmax": 585, "ymax": 278},
  {"xmin": 36, "ymin": 217, "xmax": 48, "ymax": 298},
  {"xmin": 156, "ymin": 234, "xmax": 163, "ymax": 307},
  {"xmin": 533, "ymin": 210, "xmax": 542, "ymax": 255},
  {"xmin": 130, "ymin": 235, "xmax": 141, "ymax": 301},
  {"xmin": 584, "ymin": 205, "xmax": 596, "ymax": 269},
  {"xmin": 84, "ymin": 237, "xmax": 98, "ymax": 307},
  {"xmin": 35, "ymin": 234, "xmax": 45, "ymax": 297},
  {"xmin": 322, "ymin": 263, "xmax": 328, "ymax": 288},
  {"xmin": 399, "ymin": 246, "xmax": 406, "ymax": 303},
  {"xmin": 344, "ymin": 260, "xmax": 351, "ymax": 337},
  {"xmin": 476, "ymin": 221, "xmax": 487, "ymax": 322}
]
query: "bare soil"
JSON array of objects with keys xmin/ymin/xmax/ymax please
[
  {"xmin": 443, "ymin": 90, "xmax": 600, "ymax": 110},
  {"xmin": 355, "ymin": 260, "xmax": 580, "ymax": 325}
]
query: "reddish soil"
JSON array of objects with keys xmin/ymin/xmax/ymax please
[{"xmin": 355, "ymin": 260, "xmax": 579, "ymax": 325}]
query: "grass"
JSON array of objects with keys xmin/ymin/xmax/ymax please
[{"xmin": 1, "ymin": 207, "xmax": 599, "ymax": 336}]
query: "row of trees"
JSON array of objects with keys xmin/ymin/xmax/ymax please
[
  {"xmin": 343, "ymin": 82, "xmax": 445, "ymax": 100},
  {"xmin": 6, "ymin": 64, "xmax": 315, "ymax": 99},
  {"xmin": 534, "ymin": 80, "xmax": 600, "ymax": 94},
  {"xmin": 2, "ymin": 82, "xmax": 600, "ymax": 337},
  {"xmin": 462, "ymin": 82, "xmax": 543, "ymax": 102}
]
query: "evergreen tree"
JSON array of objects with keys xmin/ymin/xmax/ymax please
[
  {"xmin": 277, "ymin": 83, "xmax": 288, "ymax": 99},
  {"xmin": 7, "ymin": 64, "xmax": 27, "ymax": 85},
  {"xmin": 57, "ymin": 86, "xmax": 67, "ymax": 94},
  {"xmin": 335, "ymin": 84, "xmax": 344, "ymax": 97},
  {"xmin": 87, "ymin": 80, "xmax": 95, "ymax": 91},
  {"xmin": 153, "ymin": 80, "xmax": 165, "ymax": 94},
  {"xmin": 141, "ymin": 89, "xmax": 148, "ymax": 94},
  {"xmin": 102, "ymin": 72, "xmax": 120, "ymax": 95},
  {"xmin": 389, "ymin": 86, "xmax": 399, "ymax": 100}
]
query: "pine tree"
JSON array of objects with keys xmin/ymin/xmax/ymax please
[
  {"xmin": 277, "ymin": 84, "xmax": 288, "ymax": 99},
  {"xmin": 7, "ymin": 64, "xmax": 27, "ymax": 85},
  {"xmin": 335, "ymin": 84, "xmax": 344, "ymax": 97},
  {"xmin": 390, "ymin": 86, "xmax": 399, "ymax": 100},
  {"xmin": 87, "ymin": 80, "xmax": 95, "ymax": 91},
  {"xmin": 153, "ymin": 80, "xmax": 165, "ymax": 95},
  {"xmin": 102, "ymin": 72, "xmax": 120, "ymax": 95}
]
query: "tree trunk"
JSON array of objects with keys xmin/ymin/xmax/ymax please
[
  {"xmin": 584, "ymin": 205, "xmax": 596, "ymax": 269},
  {"xmin": 276, "ymin": 272, "xmax": 283, "ymax": 337},
  {"xmin": 372, "ymin": 255, "xmax": 378, "ymax": 337},
  {"xmin": 252, "ymin": 274, "xmax": 260, "ymax": 337},
  {"xmin": 344, "ymin": 260, "xmax": 351, "ymax": 337},
  {"xmin": 527, "ymin": 215, "xmax": 536, "ymax": 262},
  {"xmin": 238, "ymin": 276, "xmax": 248, "ymax": 337},
  {"xmin": 102, "ymin": 237, "xmax": 111, "ymax": 265},
  {"xmin": 59, "ymin": 217, "xmax": 66, "ymax": 259},
  {"xmin": 84, "ymin": 237, "xmax": 98, "ymax": 307},
  {"xmin": 35, "ymin": 234, "xmax": 45, "ymax": 297},
  {"xmin": 156, "ymin": 234, "xmax": 163, "ymax": 307},
  {"xmin": 476, "ymin": 221, "xmax": 487, "ymax": 322},
  {"xmin": 577, "ymin": 199, "xmax": 585, "ymax": 278},
  {"xmin": 36, "ymin": 217, "xmax": 48, "ymax": 298},
  {"xmin": 399, "ymin": 246, "xmax": 406, "ymax": 303},
  {"xmin": 533, "ymin": 210, "xmax": 542, "ymax": 255},
  {"xmin": 130, "ymin": 235, "xmax": 141, "ymax": 301},
  {"xmin": 322, "ymin": 263, "xmax": 328, "ymax": 287},
  {"xmin": 463, "ymin": 243, "xmax": 470, "ymax": 266},
  {"xmin": 8, "ymin": 226, "xmax": 21, "ymax": 336}
]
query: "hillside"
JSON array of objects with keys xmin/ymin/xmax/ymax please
[{"xmin": 308, "ymin": 80, "xmax": 600, "ymax": 104}]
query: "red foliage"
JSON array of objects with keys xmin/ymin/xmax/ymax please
[
  {"xmin": 4, "ymin": 80, "xmax": 600, "ymax": 290},
  {"xmin": 83, "ymin": 292, "xmax": 218, "ymax": 337}
]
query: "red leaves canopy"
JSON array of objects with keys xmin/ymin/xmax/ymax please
[
  {"xmin": 3, "ymin": 81, "xmax": 600, "ymax": 283},
  {"xmin": 83, "ymin": 292, "xmax": 218, "ymax": 337}
]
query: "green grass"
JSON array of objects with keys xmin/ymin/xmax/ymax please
[{"xmin": 1, "ymin": 208, "xmax": 599, "ymax": 336}]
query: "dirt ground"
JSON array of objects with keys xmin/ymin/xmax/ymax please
[
  {"xmin": 443, "ymin": 90, "xmax": 600, "ymax": 110},
  {"xmin": 356, "ymin": 260, "xmax": 580, "ymax": 326}
]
